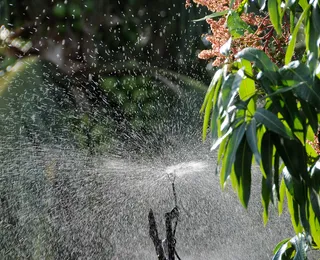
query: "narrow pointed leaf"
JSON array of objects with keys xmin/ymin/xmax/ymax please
[
  {"xmin": 220, "ymin": 123, "xmax": 246, "ymax": 188},
  {"xmin": 246, "ymin": 118, "xmax": 261, "ymax": 165},
  {"xmin": 221, "ymin": 73, "xmax": 242, "ymax": 109},
  {"xmin": 254, "ymin": 108, "xmax": 294, "ymax": 139},
  {"xmin": 286, "ymin": 189, "xmax": 303, "ymax": 234},
  {"xmin": 272, "ymin": 134, "xmax": 308, "ymax": 181},
  {"xmin": 193, "ymin": 10, "xmax": 229, "ymax": 22},
  {"xmin": 300, "ymin": 100, "xmax": 318, "ymax": 134},
  {"xmin": 203, "ymin": 90, "xmax": 214, "ymax": 141},
  {"xmin": 285, "ymin": 5, "xmax": 311, "ymax": 64},
  {"xmin": 278, "ymin": 178, "xmax": 286, "ymax": 215},
  {"xmin": 261, "ymin": 131, "xmax": 273, "ymax": 225},
  {"xmin": 234, "ymin": 135, "xmax": 253, "ymax": 208},
  {"xmin": 274, "ymin": 152, "xmax": 280, "ymax": 200},
  {"xmin": 268, "ymin": 0, "xmax": 282, "ymax": 35}
]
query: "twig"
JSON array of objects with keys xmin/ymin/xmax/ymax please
[
  {"xmin": 148, "ymin": 176, "xmax": 181, "ymax": 260},
  {"xmin": 148, "ymin": 209, "xmax": 166, "ymax": 260}
]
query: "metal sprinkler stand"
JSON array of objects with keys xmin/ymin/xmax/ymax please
[{"xmin": 148, "ymin": 179, "xmax": 181, "ymax": 260}]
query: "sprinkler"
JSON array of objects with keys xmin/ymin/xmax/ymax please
[{"xmin": 148, "ymin": 172, "xmax": 181, "ymax": 260}]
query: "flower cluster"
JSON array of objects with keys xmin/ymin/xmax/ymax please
[
  {"xmin": 186, "ymin": 0, "xmax": 241, "ymax": 11},
  {"xmin": 307, "ymin": 131, "xmax": 320, "ymax": 155},
  {"xmin": 187, "ymin": 0, "xmax": 290, "ymax": 66}
]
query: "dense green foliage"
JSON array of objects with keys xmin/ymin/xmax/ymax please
[{"xmin": 195, "ymin": 0, "xmax": 320, "ymax": 257}]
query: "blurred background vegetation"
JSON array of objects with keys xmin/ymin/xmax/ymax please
[{"xmin": 0, "ymin": 0, "xmax": 213, "ymax": 155}]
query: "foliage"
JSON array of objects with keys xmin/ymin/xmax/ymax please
[{"xmin": 188, "ymin": 0, "xmax": 320, "ymax": 258}]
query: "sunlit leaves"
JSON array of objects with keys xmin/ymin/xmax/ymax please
[
  {"xmin": 238, "ymin": 60, "xmax": 256, "ymax": 101},
  {"xmin": 286, "ymin": 188, "xmax": 304, "ymax": 234},
  {"xmin": 285, "ymin": 5, "xmax": 311, "ymax": 65},
  {"xmin": 272, "ymin": 234, "xmax": 309, "ymax": 260},
  {"xmin": 220, "ymin": 123, "xmax": 246, "ymax": 188},
  {"xmin": 278, "ymin": 178, "xmax": 286, "ymax": 215},
  {"xmin": 201, "ymin": 69, "xmax": 223, "ymax": 141},
  {"xmin": 272, "ymin": 237, "xmax": 291, "ymax": 258},
  {"xmin": 227, "ymin": 11, "xmax": 254, "ymax": 39},
  {"xmin": 236, "ymin": 48, "xmax": 279, "ymax": 85},
  {"xmin": 268, "ymin": 0, "xmax": 282, "ymax": 35},
  {"xmin": 199, "ymin": 2, "xmax": 320, "ymax": 256},
  {"xmin": 193, "ymin": 10, "xmax": 228, "ymax": 22}
]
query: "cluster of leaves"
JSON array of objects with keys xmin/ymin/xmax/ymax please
[{"xmin": 192, "ymin": 0, "xmax": 320, "ymax": 258}]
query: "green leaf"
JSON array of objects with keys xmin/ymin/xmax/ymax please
[
  {"xmin": 236, "ymin": 48, "xmax": 278, "ymax": 72},
  {"xmin": 273, "ymin": 234, "xmax": 308, "ymax": 260},
  {"xmin": 305, "ymin": 14, "xmax": 319, "ymax": 72},
  {"xmin": 268, "ymin": 0, "xmax": 282, "ymax": 35},
  {"xmin": 221, "ymin": 73, "xmax": 242, "ymax": 109},
  {"xmin": 218, "ymin": 132, "xmax": 230, "ymax": 163},
  {"xmin": 292, "ymin": 115, "xmax": 305, "ymax": 144},
  {"xmin": 312, "ymin": 0, "xmax": 320, "ymax": 34},
  {"xmin": 286, "ymin": 188, "xmax": 304, "ymax": 234},
  {"xmin": 300, "ymin": 100, "xmax": 318, "ymax": 135},
  {"xmin": 285, "ymin": 5, "xmax": 311, "ymax": 64},
  {"xmin": 234, "ymin": 135, "xmax": 253, "ymax": 208},
  {"xmin": 236, "ymin": 48, "xmax": 279, "ymax": 85},
  {"xmin": 310, "ymin": 163, "xmax": 320, "ymax": 219},
  {"xmin": 266, "ymin": 85, "xmax": 300, "ymax": 97},
  {"xmin": 220, "ymin": 123, "xmax": 246, "ymax": 188},
  {"xmin": 283, "ymin": 168, "xmax": 306, "ymax": 207},
  {"xmin": 280, "ymin": 62, "xmax": 320, "ymax": 111},
  {"xmin": 298, "ymin": 0, "xmax": 308, "ymax": 10},
  {"xmin": 254, "ymin": 108, "xmax": 294, "ymax": 139},
  {"xmin": 274, "ymin": 151, "xmax": 280, "ymax": 200},
  {"xmin": 211, "ymin": 127, "xmax": 232, "ymax": 150},
  {"xmin": 272, "ymin": 134, "xmax": 308, "ymax": 182},
  {"xmin": 227, "ymin": 11, "xmax": 254, "ymax": 39},
  {"xmin": 262, "ymin": 174, "xmax": 273, "ymax": 225},
  {"xmin": 212, "ymin": 108, "xmax": 223, "ymax": 145},
  {"xmin": 238, "ymin": 60, "xmax": 256, "ymax": 101},
  {"xmin": 285, "ymin": 0, "xmax": 298, "ymax": 9},
  {"xmin": 246, "ymin": 118, "xmax": 261, "ymax": 165},
  {"xmin": 273, "ymin": 238, "xmax": 291, "ymax": 255},
  {"xmin": 278, "ymin": 178, "xmax": 286, "ymax": 215},
  {"xmin": 201, "ymin": 69, "xmax": 223, "ymax": 113},
  {"xmin": 290, "ymin": 235, "xmax": 308, "ymax": 259},
  {"xmin": 202, "ymin": 70, "xmax": 223, "ymax": 140},
  {"xmin": 203, "ymin": 90, "xmax": 215, "ymax": 141},
  {"xmin": 308, "ymin": 193, "xmax": 320, "ymax": 248},
  {"xmin": 193, "ymin": 10, "xmax": 229, "ymax": 22},
  {"xmin": 272, "ymin": 240, "xmax": 290, "ymax": 260},
  {"xmin": 261, "ymin": 131, "xmax": 274, "ymax": 178},
  {"xmin": 280, "ymin": 61, "xmax": 312, "ymax": 88},
  {"xmin": 261, "ymin": 131, "xmax": 273, "ymax": 224}
]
